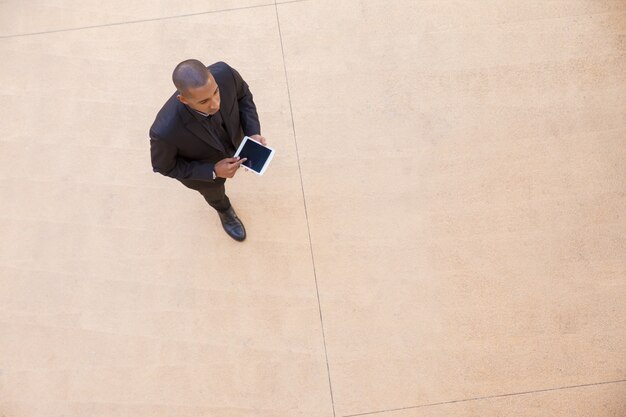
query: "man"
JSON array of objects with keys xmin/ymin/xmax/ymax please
[{"xmin": 149, "ymin": 60, "xmax": 266, "ymax": 241}]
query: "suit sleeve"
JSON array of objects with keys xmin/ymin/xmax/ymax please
[
  {"xmin": 150, "ymin": 132, "xmax": 215, "ymax": 181},
  {"xmin": 229, "ymin": 65, "xmax": 261, "ymax": 136}
]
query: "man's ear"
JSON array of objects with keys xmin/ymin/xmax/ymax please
[{"xmin": 177, "ymin": 94, "xmax": 188, "ymax": 105}]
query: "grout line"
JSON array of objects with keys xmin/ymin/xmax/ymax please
[
  {"xmin": 273, "ymin": 1, "xmax": 336, "ymax": 417},
  {"xmin": 0, "ymin": 0, "xmax": 307, "ymax": 39},
  {"xmin": 343, "ymin": 379, "xmax": 626, "ymax": 417}
]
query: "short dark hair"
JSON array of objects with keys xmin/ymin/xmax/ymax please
[{"xmin": 172, "ymin": 59, "xmax": 209, "ymax": 95}]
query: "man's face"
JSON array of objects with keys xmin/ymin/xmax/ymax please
[{"xmin": 178, "ymin": 72, "xmax": 221, "ymax": 115}]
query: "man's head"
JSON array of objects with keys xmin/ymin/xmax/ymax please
[{"xmin": 173, "ymin": 59, "xmax": 220, "ymax": 116}]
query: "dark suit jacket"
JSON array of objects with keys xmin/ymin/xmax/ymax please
[{"xmin": 149, "ymin": 62, "xmax": 260, "ymax": 191}]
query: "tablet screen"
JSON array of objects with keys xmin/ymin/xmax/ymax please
[{"xmin": 238, "ymin": 138, "xmax": 272, "ymax": 173}]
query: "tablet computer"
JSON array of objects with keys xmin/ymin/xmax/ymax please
[{"xmin": 234, "ymin": 136, "xmax": 275, "ymax": 175}]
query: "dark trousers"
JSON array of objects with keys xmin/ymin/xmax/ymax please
[{"xmin": 180, "ymin": 178, "xmax": 231, "ymax": 212}]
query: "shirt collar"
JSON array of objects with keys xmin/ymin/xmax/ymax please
[
  {"xmin": 185, "ymin": 104, "xmax": 211, "ymax": 120},
  {"xmin": 194, "ymin": 109, "xmax": 210, "ymax": 118}
]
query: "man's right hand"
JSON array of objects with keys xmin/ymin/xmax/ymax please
[{"xmin": 214, "ymin": 157, "xmax": 247, "ymax": 179}]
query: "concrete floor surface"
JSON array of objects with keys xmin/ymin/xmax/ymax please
[{"xmin": 1, "ymin": 1, "xmax": 625, "ymax": 416}]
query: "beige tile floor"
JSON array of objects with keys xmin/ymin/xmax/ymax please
[{"xmin": 0, "ymin": 1, "xmax": 625, "ymax": 416}]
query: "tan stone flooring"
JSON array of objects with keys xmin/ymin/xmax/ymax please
[{"xmin": 1, "ymin": 1, "xmax": 625, "ymax": 416}]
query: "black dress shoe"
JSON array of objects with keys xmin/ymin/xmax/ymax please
[{"xmin": 218, "ymin": 207, "xmax": 246, "ymax": 241}]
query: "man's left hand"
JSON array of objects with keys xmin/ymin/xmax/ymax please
[{"xmin": 250, "ymin": 134, "xmax": 267, "ymax": 146}]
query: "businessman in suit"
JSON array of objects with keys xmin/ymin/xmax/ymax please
[{"xmin": 149, "ymin": 60, "xmax": 266, "ymax": 241}]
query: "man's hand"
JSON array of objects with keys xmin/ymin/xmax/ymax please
[
  {"xmin": 250, "ymin": 134, "xmax": 267, "ymax": 146},
  {"xmin": 214, "ymin": 157, "xmax": 247, "ymax": 178}
]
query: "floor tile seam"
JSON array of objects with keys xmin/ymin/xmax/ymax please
[
  {"xmin": 0, "ymin": 0, "xmax": 307, "ymax": 39},
  {"xmin": 342, "ymin": 378, "xmax": 626, "ymax": 417},
  {"xmin": 273, "ymin": 2, "xmax": 336, "ymax": 417}
]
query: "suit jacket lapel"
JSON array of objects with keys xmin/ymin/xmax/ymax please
[
  {"xmin": 180, "ymin": 104, "xmax": 226, "ymax": 153},
  {"xmin": 219, "ymin": 108, "xmax": 236, "ymax": 148}
]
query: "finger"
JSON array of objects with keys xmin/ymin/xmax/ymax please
[
  {"xmin": 227, "ymin": 160, "xmax": 242, "ymax": 168},
  {"xmin": 228, "ymin": 162, "xmax": 245, "ymax": 174}
]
